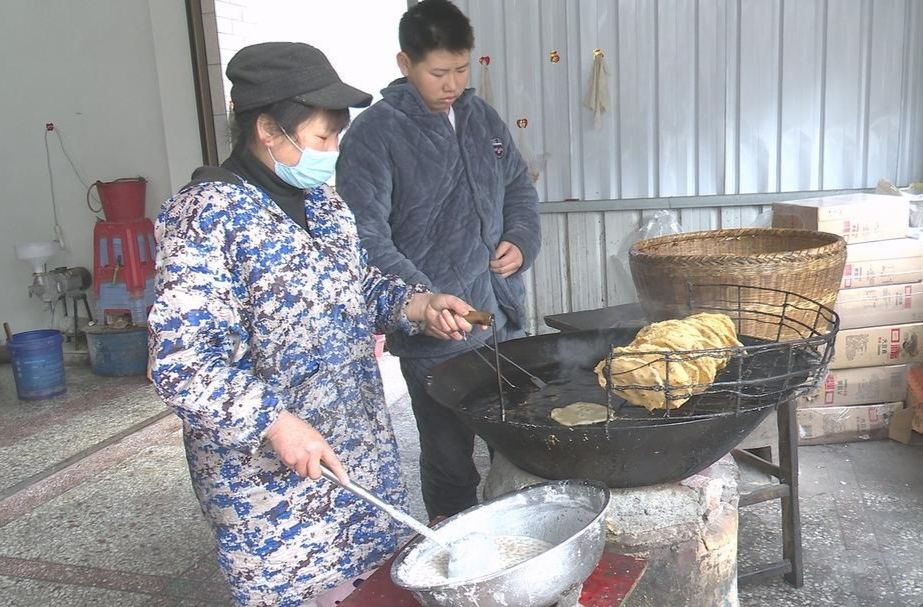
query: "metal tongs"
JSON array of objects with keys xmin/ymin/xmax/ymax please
[{"xmin": 462, "ymin": 311, "xmax": 548, "ymax": 420}]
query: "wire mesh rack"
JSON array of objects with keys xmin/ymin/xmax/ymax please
[{"xmin": 600, "ymin": 284, "xmax": 840, "ymax": 420}]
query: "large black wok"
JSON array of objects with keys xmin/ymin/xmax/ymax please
[{"xmin": 427, "ymin": 328, "xmax": 798, "ymax": 488}]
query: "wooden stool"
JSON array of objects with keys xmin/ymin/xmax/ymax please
[{"xmin": 734, "ymin": 398, "xmax": 804, "ymax": 587}]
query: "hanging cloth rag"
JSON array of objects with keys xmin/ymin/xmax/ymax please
[
  {"xmin": 478, "ymin": 55, "xmax": 494, "ymax": 106},
  {"xmin": 515, "ymin": 118, "xmax": 545, "ymax": 183},
  {"xmin": 583, "ymin": 49, "xmax": 610, "ymax": 130}
]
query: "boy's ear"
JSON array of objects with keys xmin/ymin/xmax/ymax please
[{"xmin": 397, "ymin": 51, "xmax": 411, "ymax": 76}]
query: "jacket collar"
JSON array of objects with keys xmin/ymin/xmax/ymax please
[
  {"xmin": 380, "ymin": 78, "xmax": 476, "ymax": 118},
  {"xmin": 222, "ymin": 146, "xmax": 308, "ymax": 230}
]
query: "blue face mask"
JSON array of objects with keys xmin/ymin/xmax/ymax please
[{"xmin": 269, "ymin": 129, "xmax": 338, "ymax": 190}]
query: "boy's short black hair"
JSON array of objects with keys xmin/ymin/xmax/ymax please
[{"xmin": 399, "ymin": 0, "xmax": 475, "ymax": 63}]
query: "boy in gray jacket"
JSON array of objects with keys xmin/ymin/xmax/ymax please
[{"xmin": 337, "ymin": 0, "xmax": 540, "ymax": 519}]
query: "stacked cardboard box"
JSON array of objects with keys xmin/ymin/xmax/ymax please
[
  {"xmin": 795, "ymin": 364, "xmax": 910, "ymax": 408},
  {"xmin": 841, "ymin": 238, "xmax": 923, "ymax": 288},
  {"xmin": 773, "ymin": 193, "xmax": 920, "ymax": 445},
  {"xmin": 906, "ymin": 365, "xmax": 923, "ymax": 436},
  {"xmin": 797, "ymin": 402, "xmax": 905, "ymax": 446}
]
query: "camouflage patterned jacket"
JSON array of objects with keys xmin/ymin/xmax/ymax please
[{"xmin": 148, "ymin": 179, "xmax": 420, "ymax": 606}]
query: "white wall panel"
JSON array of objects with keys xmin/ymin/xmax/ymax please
[
  {"xmin": 897, "ymin": 0, "xmax": 923, "ymax": 185},
  {"xmin": 566, "ymin": 212, "xmax": 608, "ymax": 312},
  {"xmin": 467, "ymin": 1, "xmax": 509, "ymax": 119},
  {"xmin": 866, "ymin": 0, "xmax": 908, "ymax": 186},
  {"xmin": 539, "ymin": 0, "xmax": 574, "ymax": 202},
  {"xmin": 658, "ymin": 0, "xmax": 697, "ymax": 197},
  {"xmin": 565, "ymin": 1, "xmax": 586, "ymax": 201},
  {"xmin": 522, "ymin": 266, "xmax": 537, "ymax": 335},
  {"xmin": 822, "ymin": 0, "xmax": 867, "ymax": 189},
  {"xmin": 532, "ymin": 214, "xmax": 570, "ymax": 329},
  {"xmin": 616, "ymin": 0, "xmax": 657, "ymax": 198},
  {"xmin": 722, "ymin": 0, "xmax": 741, "ymax": 195},
  {"xmin": 779, "ymin": 0, "xmax": 825, "ymax": 192},
  {"xmin": 580, "ymin": 0, "xmax": 621, "ymax": 200},
  {"xmin": 736, "ymin": 0, "xmax": 781, "ymax": 194},
  {"xmin": 679, "ymin": 208, "xmax": 720, "ymax": 232},
  {"xmin": 719, "ymin": 205, "xmax": 761, "ymax": 229},
  {"xmin": 696, "ymin": 0, "xmax": 729, "ymax": 195},
  {"xmin": 504, "ymin": 0, "xmax": 545, "ymax": 199}
]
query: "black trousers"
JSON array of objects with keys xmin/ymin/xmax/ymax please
[{"xmin": 399, "ymin": 326, "xmax": 523, "ymax": 520}]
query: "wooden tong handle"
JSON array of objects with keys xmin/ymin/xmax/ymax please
[
  {"xmin": 3, "ymin": 322, "xmax": 12, "ymax": 342},
  {"xmin": 464, "ymin": 310, "xmax": 495, "ymax": 326}
]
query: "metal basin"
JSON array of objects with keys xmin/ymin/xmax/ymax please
[{"xmin": 391, "ymin": 480, "xmax": 610, "ymax": 607}]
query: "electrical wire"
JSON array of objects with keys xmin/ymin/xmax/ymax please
[
  {"xmin": 43, "ymin": 129, "xmax": 61, "ymax": 227},
  {"xmin": 44, "ymin": 125, "xmax": 103, "ymax": 217}
]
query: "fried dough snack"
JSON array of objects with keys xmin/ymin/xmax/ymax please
[{"xmin": 594, "ymin": 313, "xmax": 742, "ymax": 411}]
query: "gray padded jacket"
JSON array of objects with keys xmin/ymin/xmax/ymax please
[{"xmin": 337, "ymin": 80, "xmax": 540, "ymax": 358}]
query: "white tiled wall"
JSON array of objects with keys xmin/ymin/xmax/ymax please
[{"xmin": 201, "ymin": 0, "xmax": 257, "ymax": 161}]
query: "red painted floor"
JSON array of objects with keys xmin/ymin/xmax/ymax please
[{"xmin": 341, "ymin": 550, "xmax": 647, "ymax": 607}]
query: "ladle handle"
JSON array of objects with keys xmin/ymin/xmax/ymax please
[
  {"xmin": 319, "ymin": 465, "xmax": 446, "ymax": 547},
  {"xmin": 464, "ymin": 310, "xmax": 494, "ymax": 326}
]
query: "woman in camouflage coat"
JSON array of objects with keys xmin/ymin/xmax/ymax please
[{"xmin": 148, "ymin": 43, "xmax": 475, "ymax": 607}]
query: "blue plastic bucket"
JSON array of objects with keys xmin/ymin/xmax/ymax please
[
  {"xmin": 8, "ymin": 330, "xmax": 66, "ymax": 400},
  {"xmin": 85, "ymin": 325, "xmax": 149, "ymax": 376}
]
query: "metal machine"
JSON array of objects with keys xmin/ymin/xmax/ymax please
[{"xmin": 16, "ymin": 241, "xmax": 93, "ymax": 347}]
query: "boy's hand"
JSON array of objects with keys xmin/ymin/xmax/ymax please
[{"xmin": 490, "ymin": 241, "xmax": 523, "ymax": 278}]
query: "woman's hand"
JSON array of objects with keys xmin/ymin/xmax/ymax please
[
  {"xmin": 266, "ymin": 410, "xmax": 349, "ymax": 483},
  {"xmin": 406, "ymin": 293, "xmax": 479, "ymax": 340}
]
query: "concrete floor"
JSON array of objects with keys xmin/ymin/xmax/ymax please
[{"xmin": 0, "ymin": 353, "xmax": 921, "ymax": 607}]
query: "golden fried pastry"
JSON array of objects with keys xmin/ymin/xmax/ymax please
[
  {"xmin": 595, "ymin": 312, "xmax": 740, "ymax": 411},
  {"xmin": 595, "ymin": 343, "xmax": 699, "ymax": 410},
  {"xmin": 683, "ymin": 315, "xmax": 741, "ymax": 372},
  {"xmin": 550, "ymin": 402, "xmax": 611, "ymax": 426},
  {"xmin": 634, "ymin": 323, "xmax": 722, "ymax": 382},
  {"xmin": 686, "ymin": 313, "xmax": 741, "ymax": 348}
]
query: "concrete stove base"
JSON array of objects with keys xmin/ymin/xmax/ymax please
[{"xmin": 484, "ymin": 453, "xmax": 740, "ymax": 607}]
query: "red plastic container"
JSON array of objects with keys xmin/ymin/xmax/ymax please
[
  {"xmin": 93, "ymin": 217, "xmax": 156, "ymax": 296},
  {"xmin": 88, "ymin": 177, "xmax": 146, "ymax": 223}
]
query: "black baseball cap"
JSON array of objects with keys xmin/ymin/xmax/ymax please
[{"xmin": 227, "ymin": 42, "xmax": 372, "ymax": 113}]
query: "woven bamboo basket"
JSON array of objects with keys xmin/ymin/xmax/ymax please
[{"xmin": 629, "ymin": 228, "xmax": 846, "ymax": 340}]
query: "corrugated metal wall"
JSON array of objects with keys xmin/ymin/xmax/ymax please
[
  {"xmin": 450, "ymin": 0, "xmax": 923, "ymax": 334},
  {"xmin": 457, "ymin": 0, "xmax": 923, "ymax": 200}
]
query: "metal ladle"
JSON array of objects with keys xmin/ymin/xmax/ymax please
[{"xmin": 319, "ymin": 465, "xmax": 503, "ymax": 580}]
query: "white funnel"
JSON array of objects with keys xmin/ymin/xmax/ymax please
[{"xmin": 16, "ymin": 241, "xmax": 58, "ymax": 274}]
